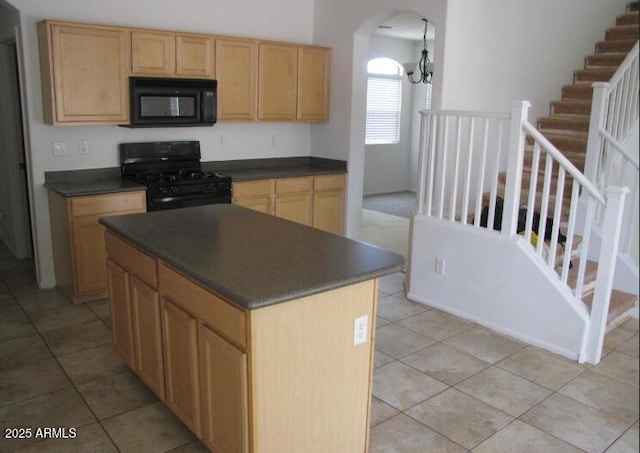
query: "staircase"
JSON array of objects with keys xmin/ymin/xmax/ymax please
[
  {"xmin": 508, "ymin": 2, "xmax": 639, "ymax": 333},
  {"xmin": 534, "ymin": 2, "xmax": 639, "ymax": 332},
  {"xmin": 538, "ymin": 2, "xmax": 639, "ymax": 175},
  {"xmin": 408, "ymin": 2, "xmax": 639, "ymax": 364}
]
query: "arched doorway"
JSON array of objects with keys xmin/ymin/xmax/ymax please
[{"xmin": 354, "ymin": 11, "xmax": 436, "ymax": 259}]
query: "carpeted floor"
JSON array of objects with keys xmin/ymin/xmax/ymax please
[
  {"xmin": 361, "ymin": 209, "xmax": 409, "ymax": 263},
  {"xmin": 362, "ymin": 191, "xmax": 416, "ymax": 219}
]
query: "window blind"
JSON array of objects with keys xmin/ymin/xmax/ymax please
[{"xmin": 365, "ymin": 76, "xmax": 402, "ymax": 145}]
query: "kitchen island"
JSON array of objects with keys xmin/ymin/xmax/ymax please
[{"xmin": 99, "ymin": 204, "xmax": 404, "ymax": 453}]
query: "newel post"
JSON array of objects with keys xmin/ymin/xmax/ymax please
[
  {"xmin": 416, "ymin": 112, "xmax": 432, "ymax": 215},
  {"xmin": 501, "ymin": 101, "xmax": 530, "ymax": 237},
  {"xmin": 580, "ymin": 186, "xmax": 628, "ymax": 364},
  {"xmin": 584, "ymin": 82, "xmax": 610, "ymax": 185}
]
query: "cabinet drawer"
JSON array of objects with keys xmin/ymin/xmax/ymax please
[
  {"xmin": 275, "ymin": 176, "xmax": 312, "ymax": 194},
  {"xmin": 232, "ymin": 180, "xmax": 273, "ymax": 199},
  {"xmin": 105, "ymin": 232, "xmax": 158, "ymax": 288},
  {"xmin": 159, "ymin": 263, "xmax": 247, "ymax": 348},
  {"xmin": 314, "ymin": 174, "xmax": 345, "ymax": 191},
  {"xmin": 70, "ymin": 191, "xmax": 146, "ymax": 217}
]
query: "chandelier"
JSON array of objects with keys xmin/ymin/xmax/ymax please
[{"xmin": 403, "ymin": 18, "xmax": 433, "ymax": 84}]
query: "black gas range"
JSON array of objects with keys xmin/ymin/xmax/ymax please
[{"xmin": 120, "ymin": 141, "xmax": 232, "ymax": 211}]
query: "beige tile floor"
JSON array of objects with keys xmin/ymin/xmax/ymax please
[{"xmin": 0, "ymin": 239, "xmax": 638, "ymax": 452}]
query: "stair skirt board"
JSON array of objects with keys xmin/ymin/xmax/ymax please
[{"xmin": 408, "ymin": 215, "xmax": 591, "ymax": 361}]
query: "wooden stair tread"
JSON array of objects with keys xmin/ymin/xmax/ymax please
[
  {"xmin": 596, "ymin": 39, "xmax": 638, "ymax": 53},
  {"xmin": 567, "ymin": 259, "xmax": 598, "ymax": 290},
  {"xmin": 574, "ymin": 67, "xmax": 618, "ymax": 83},
  {"xmin": 551, "ymin": 100, "xmax": 592, "ymax": 116},
  {"xmin": 583, "ymin": 289, "xmax": 638, "ymax": 328},
  {"xmin": 586, "ymin": 53, "xmax": 628, "ymax": 67},
  {"xmin": 538, "ymin": 116, "xmax": 590, "ymax": 132}
]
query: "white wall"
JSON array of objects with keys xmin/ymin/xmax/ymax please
[
  {"xmin": 441, "ymin": 0, "xmax": 629, "ymax": 121},
  {"xmin": 408, "ymin": 217, "xmax": 589, "ymax": 359},
  {"xmin": 364, "ymin": 35, "xmax": 418, "ymax": 196},
  {"xmin": 5, "ymin": 0, "xmax": 315, "ymax": 287}
]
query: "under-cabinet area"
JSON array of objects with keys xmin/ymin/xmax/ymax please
[
  {"xmin": 101, "ymin": 204, "xmax": 404, "ymax": 452},
  {"xmin": 37, "ymin": 19, "xmax": 330, "ymax": 125}
]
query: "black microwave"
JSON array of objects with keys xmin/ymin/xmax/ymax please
[{"xmin": 127, "ymin": 77, "xmax": 217, "ymax": 127}]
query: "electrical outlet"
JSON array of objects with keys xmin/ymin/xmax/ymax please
[
  {"xmin": 270, "ymin": 134, "xmax": 277, "ymax": 147},
  {"xmin": 52, "ymin": 141, "xmax": 68, "ymax": 156},
  {"xmin": 353, "ymin": 315, "xmax": 368, "ymax": 345},
  {"xmin": 79, "ymin": 140, "xmax": 89, "ymax": 154},
  {"xmin": 219, "ymin": 136, "xmax": 225, "ymax": 148},
  {"xmin": 435, "ymin": 257, "xmax": 446, "ymax": 274}
]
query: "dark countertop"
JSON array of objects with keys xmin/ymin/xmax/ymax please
[
  {"xmin": 99, "ymin": 204, "xmax": 404, "ymax": 310},
  {"xmin": 44, "ymin": 168, "xmax": 146, "ymax": 197},
  {"xmin": 203, "ymin": 156, "xmax": 347, "ymax": 181},
  {"xmin": 45, "ymin": 157, "xmax": 347, "ymax": 197}
]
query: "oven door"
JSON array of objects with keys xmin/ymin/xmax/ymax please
[{"xmin": 147, "ymin": 192, "xmax": 232, "ymax": 211}]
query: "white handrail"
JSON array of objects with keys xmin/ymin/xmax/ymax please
[
  {"xmin": 599, "ymin": 129, "xmax": 640, "ymax": 170},
  {"xmin": 521, "ymin": 122, "xmax": 606, "ymax": 205},
  {"xmin": 608, "ymin": 41, "xmax": 639, "ymax": 88}
]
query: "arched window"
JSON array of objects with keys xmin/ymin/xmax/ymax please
[{"xmin": 365, "ymin": 58, "xmax": 403, "ymax": 145}]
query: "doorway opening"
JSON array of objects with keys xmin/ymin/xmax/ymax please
[
  {"xmin": 1, "ymin": 37, "xmax": 34, "ymax": 261},
  {"xmin": 359, "ymin": 12, "xmax": 435, "ymax": 260}
]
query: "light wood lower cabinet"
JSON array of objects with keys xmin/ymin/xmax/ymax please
[
  {"xmin": 232, "ymin": 174, "xmax": 345, "ymax": 234},
  {"xmin": 199, "ymin": 323, "xmax": 249, "ymax": 453},
  {"xmin": 274, "ymin": 177, "xmax": 313, "ymax": 226},
  {"xmin": 106, "ymin": 260, "xmax": 135, "ymax": 368},
  {"xmin": 131, "ymin": 275, "xmax": 164, "ymax": 398},
  {"xmin": 161, "ymin": 298, "xmax": 201, "ymax": 435},
  {"xmin": 106, "ymin": 231, "xmax": 376, "ymax": 452},
  {"xmin": 49, "ymin": 190, "xmax": 146, "ymax": 303}
]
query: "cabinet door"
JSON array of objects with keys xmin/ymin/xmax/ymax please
[
  {"xmin": 40, "ymin": 22, "xmax": 130, "ymax": 124},
  {"xmin": 215, "ymin": 38, "xmax": 258, "ymax": 120},
  {"xmin": 162, "ymin": 298, "xmax": 201, "ymax": 435},
  {"xmin": 177, "ymin": 35, "xmax": 214, "ymax": 77},
  {"xmin": 106, "ymin": 259, "xmax": 134, "ymax": 367},
  {"xmin": 275, "ymin": 177, "xmax": 313, "ymax": 226},
  {"xmin": 258, "ymin": 43, "xmax": 297, "ymax": 121},
  {"xmin": 131, "ymin": 30, "xmax": 176, "ymax": 75},
  {"xmin": 313, "ymin": 175, "xmax": 345, "ymax": 235},
  {"xmin": 131, "ymin": 276, "xmax": 164, "ymax": 399},
  {"xmin": 297, "ymin": 46, "xmax": 330, "ymax": 122},
  {"xmin": 199, "ymin": 324, "xmax": 249, "ymax": 453},
  {"xmin": 71, "ymin": 217, "xmax": 107, "ymax": 295},
  {"xmin": 232, "ymin": 180, "xmax": 274, "ymax": 214}
]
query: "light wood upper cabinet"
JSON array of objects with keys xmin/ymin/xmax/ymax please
[
  {"xmin": 38, "ymin": 19, "xmax": 330, "ymax": 124},
  {"xmin": 131, "ymin": 30, "xmax": 176, "ymax": 75},
  {"xmin": 297, "ymin": 46, "xmax": 330, "ymax": 122},
  {"xmin": 132, "ymin": 31, "xmax": 213, "ymax": 78},
  {"xmin": 258, "ymin": 43, "xmax": 298, "ymax": 121},
  {"xmin": 38, "ymin": 20, "xmax": 130, "ymax": 125},
  {"xmin": 215, "ymin": 38, "xmax": 258, "ymax": 120},
  {"xmin": 176, "ymin": 35, "xmax": 214, "ymax": 77}
]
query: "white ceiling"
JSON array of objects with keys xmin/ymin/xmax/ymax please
[{"xmin": 374, "ymin": 12, "xmax": 435, "ymax": 41}]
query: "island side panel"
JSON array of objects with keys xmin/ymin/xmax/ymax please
[{"xmin": 249, "ymin": 280, "xmax": 377, "ymax": 453}]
